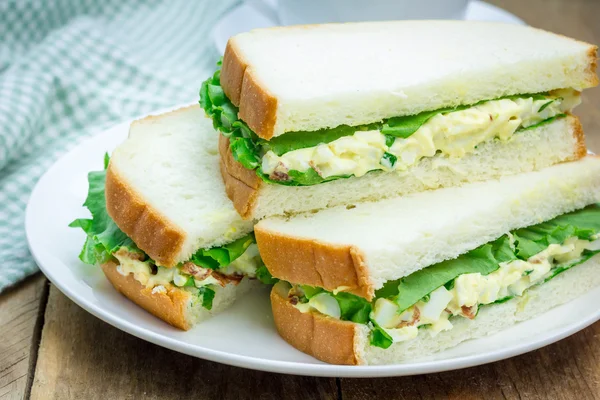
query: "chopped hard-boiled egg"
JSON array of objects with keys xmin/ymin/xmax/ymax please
[
  {"xmin": 308, "ymin": 293, "xmax": 342, "ymax": 319},
  {"xmin": 419, "ymin": 286, "xmax": 454, "ymax": 322},
  {"xmin": 262, "ymin": 90, "xmax": 579, "ymax": 180}
]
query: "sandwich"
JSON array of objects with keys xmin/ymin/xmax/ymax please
[
  {"xmin": 201, "ymin": 20, "xmax": 597, "ymax": 220},
  {"xmin": 254, "ymin": 156, "xmax": 600, "ymax": 365},
  {"xmin": 70, "ymin": 105, "xmax": 269, "ymax": 330}
]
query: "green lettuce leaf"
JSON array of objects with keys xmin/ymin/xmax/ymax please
[
  {"xmin": 334, "ymin": 292, "xmax": 372, "ymax": 324},
  {"xmin": 260, "ymin": 123, "xmax": 381, "ymax": 156},
  {"xmin": 199, "ymin": 66, "xmax": 261, "ymax": 170},
  {"xmin": 382, "ymin": 108, "xmax": 448, "ymax": 138},
  {"xmin": 256, "ymin": 264, "xmax": 279, "ymax": 285},
  {"xmin": 190, "ymin": 233, "xmax": 256, "ymax": 270},
  {"xmin": 513, "ymin": 204, "xmax": 600, "ymax": 260},
  {"xmin": 370, "ymin": 320, "xmax": 393, "ymax": 349},
  {"xmin": 391, "ymin": 235, "xmax": 515, "ymax": 314},
  {"xmin": 198, "ymin": 286, "xmax": 216, "ymax": 310},
  {"xmin": 68, "ymin": 155, "xmax": 138, "ymax": 265},
  {"xmin": 298, "ymin": 285, "xmax": 372, "ymax": 323},
  {"xmin": 521, "ymin": 113, "xmax": 566, "ymax": 131},
  {"xmin": 258, "ymin": 167, "xmax": 352, "ymax": 186},
  {"xmin": 299, "ymin": 285, "xmax": 324, "ymax": 299},
  {"xmin": 229, "ymin": 136, "xmax": 261, "ymax": 170}
]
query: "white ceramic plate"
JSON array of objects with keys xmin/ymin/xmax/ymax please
[
  {"xmin": 26, "ymin": 111, "xmax": 600, "ymax": 377},
  {"xmin": 212, "ymin": 0, "xmax": 525, "ymax": 54}
]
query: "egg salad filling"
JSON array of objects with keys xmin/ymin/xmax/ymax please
[
  {"xmin": 201, "ymin": 61, "xmax": 580, "ymax": 186},
  {"xmin": 112, "ymin": 242, "xmax": 262, "ymax": 310},
  {"xmin": 260, "ymin": 90, "xmax": 578, "ymax": 180},
  {"xmin": 69, "ymin": 154, "xmax": 265, "ymax": 311},
  {"xmin": 279, "ymin": 204, "xmax": 600, "ymax": 349}
]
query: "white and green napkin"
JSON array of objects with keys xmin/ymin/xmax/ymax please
[{"xmin": 0, "ymin": 0, "xmax": 237, "ymax": 292}]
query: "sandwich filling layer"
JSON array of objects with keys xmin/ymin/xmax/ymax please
[
  {"xmin": 273, "ymin": 204, "xmax": 600, "ymax": 348},
  {"xmin": 70, "ymin": 156, "xmax": 265, "ymax": 311},
  {"xmin": 201, "ymin": 63, "xmax": 580, "ymax": 186}
]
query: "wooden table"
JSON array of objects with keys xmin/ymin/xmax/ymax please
[{"xmin": 3, "ymin": 1, "xmax": 600, "ymax": 398}]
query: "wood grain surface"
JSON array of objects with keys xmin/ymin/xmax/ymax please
[
  {"xmin": 29, "ymin": 287, "xmax": 337, "ymax": 400},
  {"xmin": 0, "ymin": 275, "xmax": 46, "ymax": 400},
  {"xmin": 2, "ymin": 0, "xmax": 600, "ymax": 399}
]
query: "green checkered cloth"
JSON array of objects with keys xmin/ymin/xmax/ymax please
[{"xmin": 0, "ymin": 0, "xmax": 238, "ymax": 292}]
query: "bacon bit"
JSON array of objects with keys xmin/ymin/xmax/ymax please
[
  {"xmin": 212, "ymin": 270, "xmax": 243, "ymax": 286},
  {"xmin": 270, "ymin": 170, "xmax": 290, "ymax": 181},
  {"xmin": 288, "ymin": 286, "xmax": 304, "ymax": 299},
  {"xmin": 489, "ymin": 114, "xmax": 493, "ymax": 121},
  {"xmin": 289, "ymin": 296, "xmax": 299, "ymax": 305},
  {"xmin": 115, "ymin": 248, "xmax": 145, "ymax": 261},
  {"xmin": 181, "ymin": 262, "xmax": 211, "ymax": 280},
  {"xmin": 269, "ymin": 162, "xmax": 290, "ymax": 181},
  {"xmin": 461, "ymin": 305, "xmax": 477, "ymax": 319},
  {"xmin": 309, "ymin": 161, "xmax": 324, "ymax": 177},
  {"xmin": 181, "ymin": 262, "xmax": 243, "ymax": 287},
  {"xmin": 397, "ymin": 307, "xmax": 421, "ymax": 328}
]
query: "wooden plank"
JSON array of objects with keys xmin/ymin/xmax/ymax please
[
  {"xmin": 29, "ymin": 286, "xmax": 337, "ymax": 400},
  {"xmin": 0, "ymin": 274, "xmax": 47, "ymax": 400}
]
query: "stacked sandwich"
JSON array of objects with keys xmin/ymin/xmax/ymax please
[
  {"xmin": 203, "ymin": 21, "xmax": 600, "ymax": 365},
  {"xmin": 72, "ymin": 20, "xmax": 600, "ymax": 365}
]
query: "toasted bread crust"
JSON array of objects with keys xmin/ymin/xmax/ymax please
[
  {"xmin": 105, "ymin": 163, "xmax": 186, "ymax": 267},
  {"xmin": 218, "ymin": 135, "xmax": 261, "ymax": 219},
  {"xmin": 256, "ymin": 224, "xmax": 374, "ymax": 300},
  {"xmin": 221, "ymin": 42, "xmax": 246, "ymax": 106},
  {"xmin": 271, "ymin": 283, "xmax": 361, "ymax": 365},
  {"xmin": 101, "ymin": 260, "xmax": 191, "ymax": 330},
  {"xmin": 586, "ymin": 46, "xmax": 600, "ymax": 87},
  {"xmin": 571, "ymin": 115, "xmax": 588, "ymax": 159},
  {"xmin": 221, "ymin": 39, "xmax": 278, "ymax": 140}
]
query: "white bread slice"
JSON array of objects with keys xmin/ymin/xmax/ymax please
[
  {"xmin": 106, "ymin": 105, "xmax": 254, "ymax": 268},
  {"xmin": 271, "ymin": 253, "xmax": 600, "ymax": 365},
  {"xmin": 256, "ymin": 155, "xmax": 600, "ymax": 300},
  {"xmin": 224, "ymin": 115, "xmax": 586, "ymax": 220},
  {"xmin": 221, "ymin": 21, "xmax": 598, "ymax": 139},
  {"xmin": 102, "ymin": 260, "xmax": 257, "ymax": 330}
]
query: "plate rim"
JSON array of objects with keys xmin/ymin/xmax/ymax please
[{"xmin": 25, "ymin": 112, "xmax": 600, "ymax": 378}]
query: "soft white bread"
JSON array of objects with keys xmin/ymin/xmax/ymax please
[
  {"xmin": 221, "ymin": 21, "xmax": 598, "ymax": 139},
  {"xmin": 271, "ymin": 253, "xmax": 600, "ymax": 365},
  {"xmin": 256, "ymin": 155, "xmax": 600, "ymax": 300},
  {"xmin": 223, "ymin": 116, "xmax": 586, "ymax": 220},
  {"xmin": 102, "ymin": 260, "xmax": 256, "ymax": 330},
  {"xmin": 106, "ymin": 105, "xmax": 254, "ymax": 268}
]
